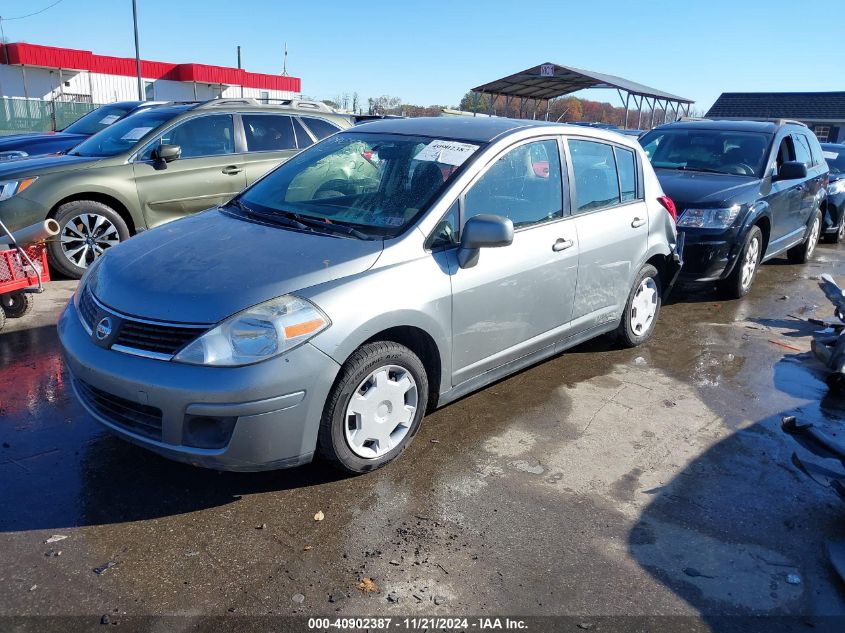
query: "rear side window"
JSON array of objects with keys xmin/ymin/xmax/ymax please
[
  {"xmin": 301, "ymin": 117, "xmax": 341, "ymax": 140},
  {"xmin": 464, "ymin": 139, "xmax": 563, "ymax": 229},
  {"xmin": 292, "ymin": 118, "xmax": 314, "ymax": 149},
  {"xmin": 243, "ymin": 114, "xmax": 296, "ymax": 151},
  {"xmin": 793, "ymin": 134, "xmax": 812, "ymax": 167},
  {"xmin": 568, "ymin": 139, "xmax": 620, "ymax": 213},
  {"xmin": 615, "ymin": 146, "xmax": 637, "ymax": 202}
]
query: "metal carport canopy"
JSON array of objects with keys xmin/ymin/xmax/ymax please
[{"xmin": 471, "ymin": 62, "xmax": 694, "ymax": 128}]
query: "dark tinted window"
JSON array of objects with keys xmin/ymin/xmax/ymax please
[
  {"xmin": 569, "ymin": 140, "xmax": 620, "ymax": 212},
  {"xmin": 615, "ymin": 146, "xmax": 637, "ymax": 202},
  {"xmin": 793, "ymin": 134, "xmax": 812, "ymax": 167},
  {"xmin": 464, "ymin": 139, "xmax": 563, "ymax": 229},
  {"xmin": 292, "ymin": 118, "xmax": 314, "ymax": 149},
  {"xmin": 151, "ymin": 114, "xmax": 235, "ymax": 158},
  {"xmin": 301, "ymin": 117, "xmax": 341, "ymax": 140},
  {"xmin": 243, "ymin": 114, "xmax": 296, "ymax": 151},
  {"xmin": 640, "ymin": 128, "xmax": 769, "ymax": 177}
]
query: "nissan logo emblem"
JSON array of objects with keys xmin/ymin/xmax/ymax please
[{"xmin": 95, "ymin": 317, "xmax": 113, "ymax": 341}]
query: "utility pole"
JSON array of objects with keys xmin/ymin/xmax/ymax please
[
  {"xmin": 132, "ymin": 0, "xmax": 143, "ymax": 100},
  {"xmin": 237, "ymin": 45, "xmax": 243, "ymax": 97}
]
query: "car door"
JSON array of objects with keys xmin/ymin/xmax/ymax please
[
  {"xmin": 132, "ymin": 113, "xmax": 246, "ymax": 227},
  {"xmin": 797, "ymin": 132, "xmax": 827, "ymax": 223},
  {"xmin": 240, "ymin": 113, "xmax": 303, "ymax": 185},
  {"xmin": 566, "ymin": 138, "xmax": 649, "ymax": 334},
  {"xmin": 792, "ymin": 132, "xmax": 818, "ymax": 227},
  {"xmin": 764, "ymin": 134, "xmax": 804, "ymax": 253},
  {"xmin": 449, "ymin": 137, "xmax": 579, "ymax": 386}
]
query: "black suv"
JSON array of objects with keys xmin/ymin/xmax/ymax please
[{"xmin": 640, "ymin": 120, "xmax": 829, "ymax": 297}]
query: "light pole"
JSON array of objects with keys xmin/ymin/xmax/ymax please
[{"xmin": 132, "ymin": 0, "xmax": 143, "ymax": 100}]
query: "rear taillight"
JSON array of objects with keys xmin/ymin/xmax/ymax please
[{"xmin": 657, "ymin": 195, "xmax": 677, "ymax": 222}]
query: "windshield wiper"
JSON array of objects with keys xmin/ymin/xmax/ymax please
[
  {"xmin": 229, "ymin": 201, "xmax": 370, "ymax": 239},
  {"xmin": 228, "ymin": 199, "xmax": 312, "ymax": 232},
  {"xmin": 668, "ymin": 165, "xmax": 737, "ymax": 176}
]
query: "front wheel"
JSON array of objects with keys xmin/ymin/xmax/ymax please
[
  {"xmin": 719, "ymin": 225, "xmax": 762, "ymax": 299},
  {"xmin": 823, "ymin": 215, "xmax": 845, "ymax": 244},
  {"xmin": 787, "ymin": 210, "xmax": 821, "ymax": 264},
  {"xmin": 616, "ymin": 264, "xmax": 661, "ymax": 348},
  {"xmin": 317, "ymin": 341, "xmax": 429, "ymax": 474},
  {"xmin": 48, "ymin": 200, "xmax": 130, "ymax": 279}
]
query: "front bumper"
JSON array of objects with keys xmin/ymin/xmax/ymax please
[
  {"xmin": 823, "ymin": 194, "xmax": 845, "ymax": 233},
  {"xmin": 676, "ymin": 228, "xmax": 741, "ymax": 283},
  {"xmin": 0, "ymin": 194, "xmax": 49, "ymax": 234},
  {"xmin": 58, "ymin": 301, "xmax": 341, "ymax": 471}
]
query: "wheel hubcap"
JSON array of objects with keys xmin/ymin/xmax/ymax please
[
  {"xmin": 630, "ymin": 277, "xmax": 658, "ymax": 336},
  {"xmin": 808, "ymin": 217, "xmax": 820, "ymax": 257},
  {"xmin": 60, "ymin": 213, "xmax": 120, "ymax": 269},
  {"xmin": 741, "ymin": 236, "xmax": 760, "ymax": 290},
  {"xmin": 344, "ymin": 365, "xmax": 418, "ymax": 459}
]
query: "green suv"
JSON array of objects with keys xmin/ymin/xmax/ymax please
[{"xmin": 0, "ymin": 98, "xmax": 353, "ymax": 277}]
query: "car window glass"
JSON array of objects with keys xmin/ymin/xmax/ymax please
[
  {"xmin": 615, "ymin": 146, "xmax": 637, "ymax": 202},
  {"xmin": 152, "ymin": 114, "xmax": 235, "ymax": 159},
  {"xmin": 292, "ymin": 118, "xmax": 314, "ymax": 149},
  {"xmin": 243, "ymin": 114, "xmax": 296, "ymax": 152},
  {"xmin": 569, "ymin": 139, "xmax": 620, "ymax": 213},
  {"xmin": 793, "ymin": 134, "xmax": 812, "ymax": 167},
  {"xmin": 301, "ymin": 117, "xmax": 341, "ymax": 140},
  {"xmin": 639, "ymin": 129, "xmax": 768, "ymax": 177},
  {"xmin": 463, "ymin": 139, "xmax": 563, "ymax": 229},
  {"xmin": 427, "ymin": 201, "xmax": 459, "ymax": 249}
]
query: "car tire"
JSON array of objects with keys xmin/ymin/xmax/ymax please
[
  {"xmin": 317, "ymin": 341, "xmax": 429, "ymax": 474},
  {"xmin": 48, "ymin": 200, "xmax": 130, "ymax": 279},
  {"xmin": 616, "ymin": 263, "xmax": 661, "ymax": 348},
  {"xmin": 1, "ymin": 291, "xmax": 34, "ymax": 319},
  {"xmin": 719, "ymin": 225, "xmax": 763, "ymax": 299},
  {"xmin": 787, "ymin": 210, "xmax": 822, "ymax": 264}
]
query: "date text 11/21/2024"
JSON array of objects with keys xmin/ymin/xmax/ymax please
[{"xmin": 307, "ymin": 617, "xmax": 528, "ymax": 630}]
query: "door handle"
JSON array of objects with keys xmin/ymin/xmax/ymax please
[
  {"xmin": 552, "ymin": 238, "xmax": 574, "ymax": 252},
  {"xmin": 222, "ymin": 166, "xmax": 243, "ymax": 175},
  {"xmin": 631, "ymin": 217, "xmax": 646, "ymax": 228}
]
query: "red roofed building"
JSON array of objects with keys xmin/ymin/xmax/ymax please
[{"xmin": 0, "ymin": 42, "xmax": 301, "ymax": 103}]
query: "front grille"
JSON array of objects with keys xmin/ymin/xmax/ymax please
[
  {"xmin": 76, "ymin": 380, "xmax": 163, "ymax": 441},
  {"xmin": 78, "ymin": 287, "xmax": 97, "ymax": 331},
  {"xmin": 114, "ymin": 320, "xmax": 206, "ymax": 356}
]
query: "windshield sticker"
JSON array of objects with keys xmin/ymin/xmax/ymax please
[
  {"xmin": 414, "ymin": 140, "xmax": 479, "ymax": 167},
  {"xmin": 99, "ymin": 114, "xmax": 121, "ymax": 125},
  {"xmin": 121, "ymin": 126, "xmax": 153, "ymax": 141},
  {"xmin": 824, "ymin": 151, "xmax": 839, "ymax": 160}
]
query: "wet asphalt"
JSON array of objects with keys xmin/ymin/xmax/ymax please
[{"xmin": 2, "ymin": 243, "xmax": 845, "ymax": 629}]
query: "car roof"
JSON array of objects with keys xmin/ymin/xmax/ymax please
[
  {"xmin": 822, "ymin": 142, "xmax": 845, "ymax": 150},
  {"xmin": 350, "ymin": 116, "xmax": 560, "ymax": 143},
  {"xmin": 650, "ymin": 119, "xmax": 782, "ymax": 134}
]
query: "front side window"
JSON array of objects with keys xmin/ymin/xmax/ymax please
[
  {"xmin": 639, "ymin": 128, "xmax": 770, "ymax": 177},
  {"xmin": 463, "ymin": 139, "xmax": 563, "ymax": 229},
  {"xmin": 243, "ymin": 114, "xmax": 296, "ymax": 151},
  {"xmin": 793, "ymin": 134, "xmax": 813, "ymax": 167},
  {"xmin": 165, "ymin": 115, "xmax": 234, "ymax": 158},
  {"xmin": 615, "ymin": 146, "xmax": 637, "ymax": 202},
  {"xmin": 237, "ymin": 132, "xmax": 481, "ymax": 238},
  {"xmin": 569, "ymin": 139, "xmax": 620, "ymax": 213},
  {"xmin": 301, "ymin": 117, "xmax": 341, "ymax": 140}
]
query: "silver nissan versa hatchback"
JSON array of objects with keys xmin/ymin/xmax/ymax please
[{"xmin": 59, "ymin": 117, "xmax": 682, "ymax": 474}]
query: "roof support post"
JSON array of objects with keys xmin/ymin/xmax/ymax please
[
  {"xmin": 623, "ymin": 91, "xmax": 630, "ymax": 129},
  {"xmin": 488, "ymin": 91, "xmax": 494, "ymax": 116},
  {"xmin": 545, "ymin": 98, "xmax": 551, "ymax": 121},
  {"xmin": 636, "ymin": 96, "xmax": 644, "ymax": 129},
  {"xmin": 649, "ymin": 97, "xmax": 657, "ymax": 129}
]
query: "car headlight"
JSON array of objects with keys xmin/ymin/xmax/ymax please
[
  {"xmin": 173, "ymin": 295, "xmax": 330, "ymax": 367},
  {"xmin": 829, "ymin": 180, "xmax": 845, "ymax": 196},
  {"xmin": 677, "ymin": 205, "xmax": 742, "ymax": 229},
  {"xmin": 0, "ymin": 177, "xmax": 38, "ymax": 201},
  {"xmin": 0, "ymin": 151, "xmax": 29, "ymax": 161}
]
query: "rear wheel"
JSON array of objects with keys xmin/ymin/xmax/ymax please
[
  {"xmin": 616, "ymin": 264, "xmax": 661, "ymax": 348},
  {"xmin": 1, "ymin": 291, "xmax": 33, "ymax": 318},
  {"xmin": 719, "ymin": 225, "xmax": 762, "ymax": 299},
  {"xmin": 48, "ymin": 200, "xmax": 130, "ymax": 279},
  {"xmin": 317, "ymin": 341, "xmax": 428, "ymax": 474},
  {"xmin": 787, "ymin": 210, "xmax": 821, "ymax": 264}
]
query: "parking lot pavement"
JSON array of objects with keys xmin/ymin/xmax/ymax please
[{"xmin": 2, "ymin": 247, "xmax": 845, "ymax": 625}]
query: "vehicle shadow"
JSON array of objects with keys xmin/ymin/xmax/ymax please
[
  {"xmin": 627, "ymin": 349, "xmax": 845, "ymax": 629},
  {"xmin": 0, "ymin": 324, "xmax": 347, "ymax": 533}
]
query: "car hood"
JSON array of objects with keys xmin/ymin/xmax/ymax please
[
  {"xmin": 0, "ymin": 153, "xmax": 104, "ymax": 178},
  {"xmin": 654, "ymin": 168, "xmax": 760, "ymax": 208},
  {"xmin": 0, "ymin": 131, "xmax": 87, "ymax": 155},
  {"xmin": 88, "ymin": 209, "xmax": 385, "ymax": 323}
]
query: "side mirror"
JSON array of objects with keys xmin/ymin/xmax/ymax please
[
  {"xmin": 152, "ymin": 144, "xmax": 181, "ymax": 164},
  {"xmin": 776, "ymin": 161, "xmax": 807, "ymax": 181},
  {"xmin": 457, "ymin": 214, "xmax": 514, "ymax": 269}
]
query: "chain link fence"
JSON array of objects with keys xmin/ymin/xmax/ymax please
[{"xmin": 0, "ymin": 97, "xmax": 103, "ymax": 136}]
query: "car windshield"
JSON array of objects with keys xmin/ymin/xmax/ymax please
[
  {"xmin": 69, "ymin": 108, "xmax": 179, "ymax": 157},
  {"xmin": 640, "ymin": 128, "xmax": 770, "ymax": 177},
  {"xmin": 236, "ymin": 132, "xmax": 483, "ymax": 238},
  {"xmin": 62, "ymin": 104, "xmax": 134, "ymax": 136},
  {"xmin": 823, "ymin": 145, "xmax": 845, "ymax": 175}
]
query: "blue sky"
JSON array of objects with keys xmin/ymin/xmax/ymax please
[{"xmin": 2, "ymin": 0, "xmax": 840, "ymax": 111}]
